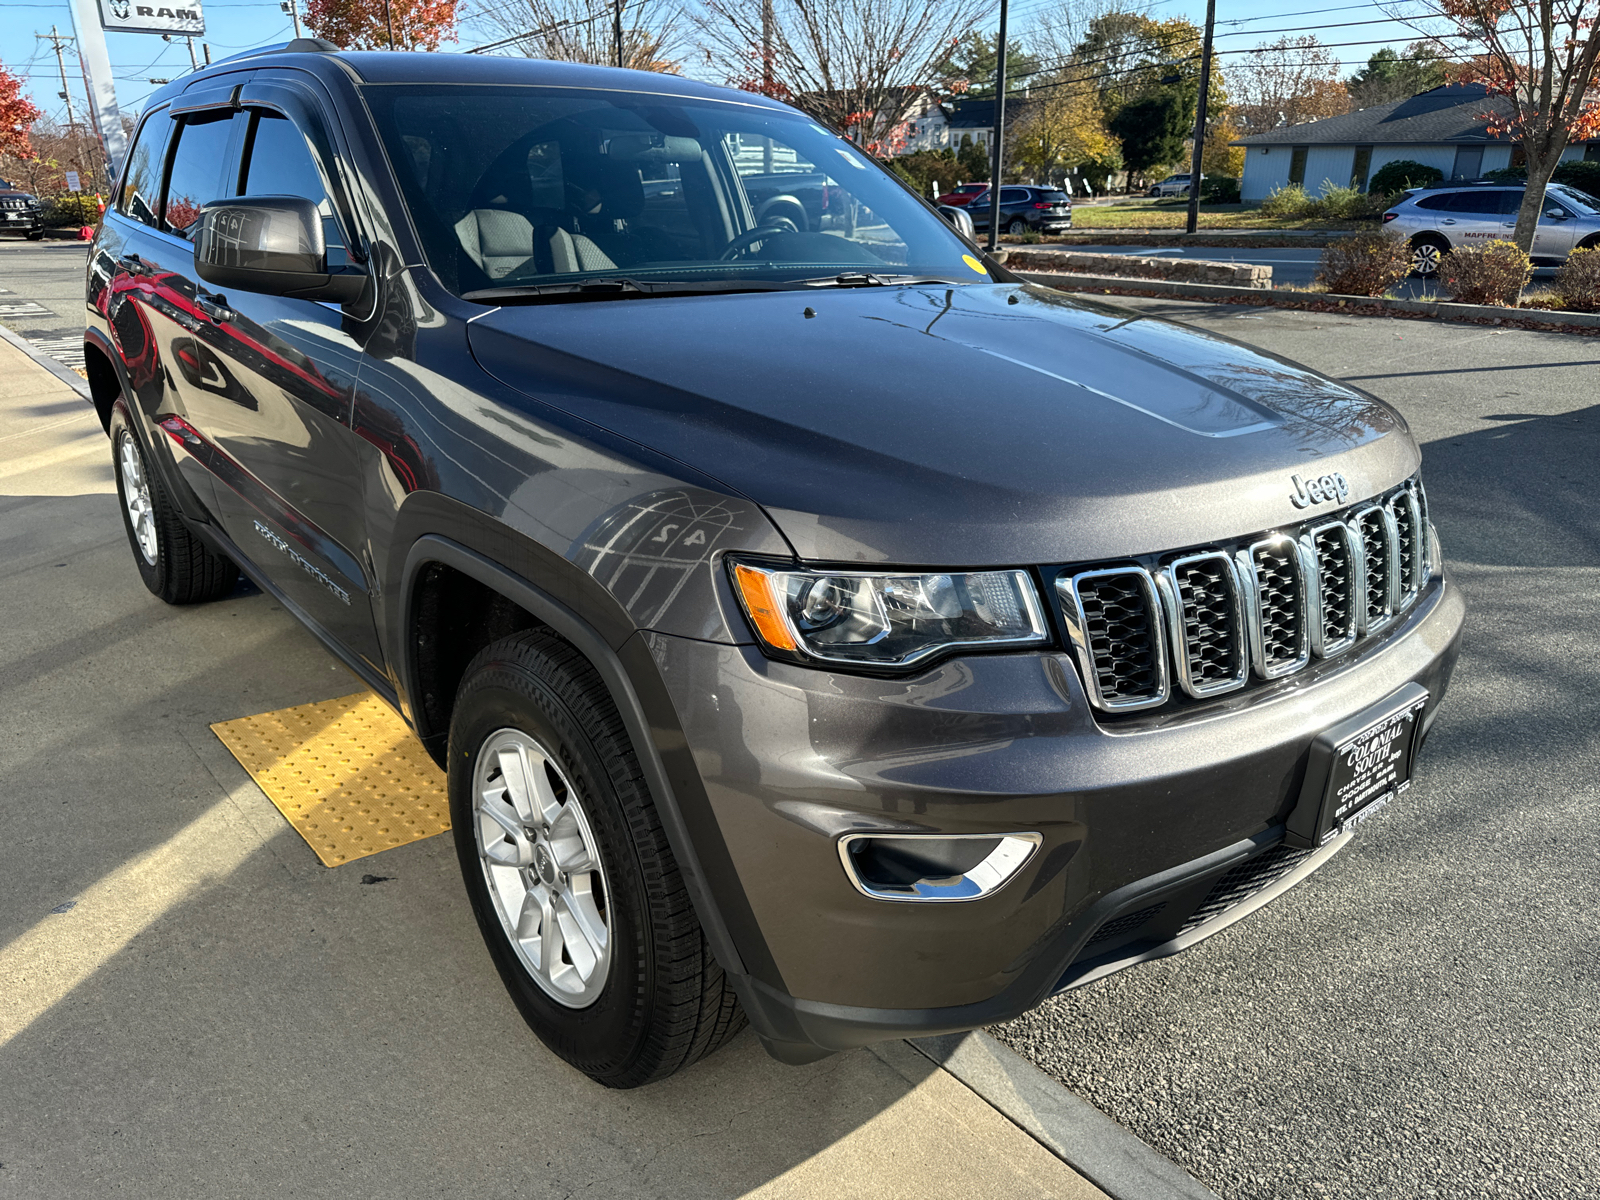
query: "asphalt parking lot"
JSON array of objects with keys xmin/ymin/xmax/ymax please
[
  {"xmin": 995, "ymin": 297, "xmax": 1600, "ymax": 1199},
  {"xmin": 2, "ymin": 251, "xmax": 1596, "ymax": 1199}
]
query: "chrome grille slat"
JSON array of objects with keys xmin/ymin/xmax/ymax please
[
  {"xmin": 1159, "ymin": 552, "xmax": 1247, "ymax": 698},
  {"xmin": 1059, "ymin": 476, "xmax": 1429, "ymax": 714},
  {"xmin": 1058, "ymin": 568, "xmax": 1169, "ymax": 711}
]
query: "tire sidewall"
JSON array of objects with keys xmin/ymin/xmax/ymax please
[
  {"xmin": 448, "ymin": 663, "xmax": 653, "ymax": 1080},
  {"xmin": 109, "ymin": 408, "xmax": 167, "ymax": 597}
]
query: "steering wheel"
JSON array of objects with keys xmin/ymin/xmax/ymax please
[{"xmin": 719, "ymin": 225, "xmax": 792, "ymax": 261}]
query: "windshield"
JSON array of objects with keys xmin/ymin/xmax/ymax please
[{"xmin": 361, "ymin": 84, "xmax": 990, "ymax": 299}]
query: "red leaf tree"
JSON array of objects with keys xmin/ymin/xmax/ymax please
[
  {"xmin": 305, "ymin": 0, "xmax": 458, "ymax": 51},
  {"xmin": 1, "ymin": 63, "xmax": 44, "ymax": 162},
  {"xmin": 1407, "ymin": 0, "xmax": 1600, "ymax": 251}
]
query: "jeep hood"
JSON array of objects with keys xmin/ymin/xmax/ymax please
[{"xmin": 467, "ymin": 282, "xmax": 1417, "ymax": 566}]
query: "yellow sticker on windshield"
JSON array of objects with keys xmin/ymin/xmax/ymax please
[{"xmin": 963, "ymin": 254, "xmax": 988, "ymax": 275}]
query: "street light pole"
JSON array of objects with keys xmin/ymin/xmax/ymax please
[
  {"xmin": 985, "ymin": 0, "xmax": 1009, "ymax": 254},
  {"xmin": 1185, "ymin": 0, "xmax": 1216, "ymax": 235}
]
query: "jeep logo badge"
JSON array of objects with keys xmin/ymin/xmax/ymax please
[{"xmin": 1289, "ymin": 471, "xmax": 1349, "ymax": 508}]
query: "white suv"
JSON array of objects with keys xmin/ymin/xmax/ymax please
[{"xmin": 1381, "ymin": 182, "xmax": 1600, "ymax": 275}]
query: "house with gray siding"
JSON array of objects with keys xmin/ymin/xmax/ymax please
[{"xmin": 1232, "ymin": 82, "xmax": 1600, "ymax": 202}]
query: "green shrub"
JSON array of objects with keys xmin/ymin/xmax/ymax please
[
  {"xmin": 1369, "ymin": 159, "xmax": 1443, "ymax": 195},
  {"xmin": 1483, "ymin": 166, "xmax": 1525, "ymax": 183},
  {"xmin": 1202, "ymin": 176, "xmax": 1241, "ymax": 204},
  {"xmin": 1440, "ymin": 239, "xmax": 1532, "ymax": 306},
  {"xmin": 1553, "ymin": 245, "xmax": 1600, "ymax": 311},
  {"xmin": 1261, "ymin": 183, "xmax": 1314, "ymax": 218},
  {"xmin": 1310, "ymin": 182, "xmax": 1365, "ymax": 218},
  {"xmin": 46, "ymin": 193, "xmax": 102, "ymax": 226},
  {"xmin": 1316, "ymin": 232, "xmax": 1414, "ymax": 296}
]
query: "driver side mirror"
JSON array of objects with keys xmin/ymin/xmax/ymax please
[
  {"xmin": 194, "ymin": 195, "xmax": 366, "ymax": 303},
  {"xmin": 937, "ymin": 204, "xmax": 975, "ymax": 239},
  {"xmin": 1544, "ymin": 207, "xmax": 1569, "ymax": 221}
]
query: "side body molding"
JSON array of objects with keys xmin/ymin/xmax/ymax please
[{"xmin": 398, "ymin": 534, "xmax": 753, "ymax": 985}]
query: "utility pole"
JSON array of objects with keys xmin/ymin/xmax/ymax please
[
  {"xmin": 985, "ymin": 0, "xmax": 1010, "ymax": 254},
  {"xmin": 1185, "ymin": 0, "xmax": 1216, "ymax": 235},
  {"xmin": 280, "ymin": 0, "xmax": 302, "ymax": 38},
  {"xmin": 185, "ymin": 35, "xmax": 199, "ymax": 70},
  {"xmin": 613, "ymin": 0, "xmax": 625, "ymax": 68},
  {"xmin": 41, "ymin": 27, "xmax": 80, "ymax": 133},
  {"xmin": 761, "ymin": 0, "xmax": 774, "ymax": 171}
]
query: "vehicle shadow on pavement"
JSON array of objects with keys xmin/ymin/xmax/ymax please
[{"xmin": 0, "ymin": 485, "xmax": 1082, "ymax": 1200}]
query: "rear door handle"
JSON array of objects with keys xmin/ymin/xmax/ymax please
[
  {"xmin": 1439, "ymin": 218, "xmax": 1457, "ymax": 225},
  {"xmin": 195, "ymin": 290, "xmax": 234, "ymax": 324}
]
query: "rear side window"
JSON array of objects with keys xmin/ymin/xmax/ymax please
[
  {"xmin": 1000, "ymin": 187, "xmax": 1029, "ymax": 202},
  {"xmin": 1413, "ymin": 193, "xmax": 1453, "ymax": 211},
  {"xmin": 1443, "ymin": 191, "xmax": 1496, "ymax": 215},
  {"xmin": 1496, "ymin": 189, "xmax": 1524, "ymax": 215},
  {"xmin": 163, "ymin": 112, "xmax": 247, "ymax": 238},
  {"xmin": 117, "ymin": 109, "xmax": 172, "ymax": 228}
]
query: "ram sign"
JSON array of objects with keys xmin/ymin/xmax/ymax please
[{"xmin": 98, "ymin": 0, "xmax": 205, "ymax": 36}]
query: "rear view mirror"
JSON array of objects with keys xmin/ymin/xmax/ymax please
[
  {"xmin": 194, "ymin": 195, "xmax": 366, "ymax": 303},
  {"xmin": 937, "ymin": 204, "xmax": 975, "ymax": 239}
]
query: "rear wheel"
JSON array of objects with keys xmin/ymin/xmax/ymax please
[
  {"xmin": 1410, "ymin": 234, "xmax": 1448, "ymax": 277},
  {"xmin": 1006, "ymin": 217, "xmax": 1029, "ymax": 235},
  {"xmin": 110, "ymin": 406, "xmax": 238, "ymax": 604},
  {"xmin": 448, "ymin": 628, "xmax": 744, "ymax": 1088}
]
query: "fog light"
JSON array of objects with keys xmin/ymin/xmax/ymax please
[{"xmin": 838, "ymin": 833, "xmax": 1041, "ymax": 902}]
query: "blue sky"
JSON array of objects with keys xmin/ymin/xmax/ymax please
[{"xmin": 2, "ymin": 0, "xmax": 1432, "ymax": 130}]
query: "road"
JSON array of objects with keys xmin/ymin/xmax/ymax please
[
  {"xmin": 1064, "ymin": 243, "xmax": 1558, "ymax": 299},
  {"xmin": 0, "ymin": 239, "xmax": 89, "ymax": 367},
  {"xmin": 995, "ymin": 296, "xmax": 1600, "ymax": 1200},
  {"xmin": 2, "ymin": 252, "xmax": 1596, "ymax": 1199}
]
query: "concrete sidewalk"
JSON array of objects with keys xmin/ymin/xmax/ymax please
[{"xmin": 0, "ymin": 332, "xmax": 1109, "ymax": 1199}]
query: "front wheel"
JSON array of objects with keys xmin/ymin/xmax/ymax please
[
  {"xmin": 1410, "ymin": 235, "xmax": 1447, "ymax": 278},
  {"xmin": 448, "ymin": 629, "xmax": 745, "ymax": 1088},
  {"xmin": 109, "ymin": 406, "xmax": 238, "ymax": 604}
]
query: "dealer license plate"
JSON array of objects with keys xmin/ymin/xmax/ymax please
[{"xmin": 1286, "ymin": 683, "xmax": 1430, "ymax": 848}]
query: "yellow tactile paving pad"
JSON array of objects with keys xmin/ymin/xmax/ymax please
[{"xmin": 211, "ymin": 691, "xmax": 450, "ymax": 867}]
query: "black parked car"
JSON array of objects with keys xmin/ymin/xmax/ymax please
[
  {"xmin": 85, "ymin": 43, "xmax": 1462, "ymax": 1088},
  {"xmin": 0, "ymin": 180, "xmax": 44, "ymax": 239},
  {"xmin": 966, "ymin": 184, "xmax": 1073, "ymax": 235}
]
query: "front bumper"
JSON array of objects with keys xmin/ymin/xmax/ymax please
[{"xmin": 645, "ymin": 573, "xmax": 1464, "ymax": 1057}]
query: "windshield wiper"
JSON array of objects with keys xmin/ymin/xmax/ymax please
[
  {"xmin": 463, "ymin": 277, "xmax": 801, "ymax": 303},
  {"xmin": 792, "ymin": 272, "xmax": 973, "ymax": 289}
]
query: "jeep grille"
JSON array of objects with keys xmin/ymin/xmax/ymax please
[{"xmin": 1055, "ymin": 477, "xmax": 1432, "ymax": 713}]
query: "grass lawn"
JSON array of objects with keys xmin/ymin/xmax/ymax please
[{"xmin": 1069, "ymin": 202, "xmax": 1368, "ymax": 231}]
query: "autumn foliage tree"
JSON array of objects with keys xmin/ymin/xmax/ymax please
[
  {"xmin": 1, "ymin": 63, "xmax": 43, "ymax": 162},
  {"xmin": 305, "ymin": 0, "xmax": 457, "ymax": 51},
  {"xmin": 1400, "ymin": 0, "xmax": 1600, "ymax": 253},
  {"xmin": 1231, "ymin": 36, "xmax": 1352, "ymax": 134}
]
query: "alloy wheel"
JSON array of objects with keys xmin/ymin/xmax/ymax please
[
  {"xmin": 118, "ymin": 432, "xmax": 159, "ymax": 566},
  {"xmin": 1412, "ymin": 242, "xmax": 1442, "ymax": 276},
  {"xmin": 473, "ymin": 727, "xmax": 612, "ymax": 1007}
]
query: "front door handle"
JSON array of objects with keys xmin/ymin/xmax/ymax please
[
  {"xmin": 117, "ymin": 253, "xmax": 146, "ymax": 275},
  {"xmin": 195, "ymin": 290, "xmax": 234, "ymax": 324}
]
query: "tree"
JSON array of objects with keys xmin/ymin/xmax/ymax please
[
  {"xmin": 0, "ymin": 63, "xmax": 42, "ymax": 162},
  {"xmin": 1346, "ymin": 43, "xmax": 1451, "ymax": 107},
  {"xmin": 305, "ymin": 0, "xmax": 457, "ymax": 51},
  {"xmin": 1201, "ymin": 114, "xmax": 1245, "ymax": 179},
  {"xmin": 1400, "ymin": 0, "xmax": 1600, "ymax": 255},
  {"xmin": 1009, "ymin": 66, "xmax": 1116, "ymax": 181},
  {"xmin": 936, "ymin": 31, "xmax": 1040, "ymax": 96},
  {"xmin": 472, "ymin": 0, "xmax": 681, "ymax": 71},
  {"xmin": 1230, "ymin": 36, "xmax": 1351, "ymax": 134},
  {"xmin": 694, "ymin": 0, "xmax": 988, "ymax": 139},
  {"xmin": 1109, "ymin": 90, "xmax": 1188, "ymax": 176}
]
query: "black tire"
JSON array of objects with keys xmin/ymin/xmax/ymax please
[
  {"xmin": 448, "ymin": 628, "xmax": 745, "ymax": 1088},
  {"xmin": 1006, "ymin": 217, "xmax": 1028, "ymax": 235},
  {"xmin": 26, "ymin": 229, "xmax": 45, "ymax": 241},
  {"xmin": 1410, "ymin": 234, "xmax": 1448, "ymax": 278},
  {"xmin": 109, "ymin": 405, "xmax": 239, "ymax": 604}
]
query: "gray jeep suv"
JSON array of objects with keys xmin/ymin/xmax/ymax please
[{"xmin": 84, "ymin": 42, "xmax": 1463, "ymax": 1087}]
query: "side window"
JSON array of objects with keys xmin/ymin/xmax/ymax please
[
  {"xmin": 117, "ymin": 109, "xmax": 172, "ymax": 228},
  {"xmin": 240, "ymin": 111, "xmax": 347, "ymax": 256},
  {"xmin": 1413, "ymin": 194, "xmax": 1450, "ymax": 211},
  {"xmin": 1497, "ymin": 190, "xmax": 1524, "ymax": 216},
  {"xmin": 163, "ymin": 112, "xmax": 247, "ymax": 238},
  {"xmin": 1001, "ymin": 187, "xmax": 1029, "ymax": 203},
  {"xmin": 1445, "ymin": 191, "xmax": 1494, "ymax": 215}
]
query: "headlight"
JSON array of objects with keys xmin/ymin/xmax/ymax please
[{"xmin": 730, "ymin": 560, "xmax": 1050, "ymax": 668}]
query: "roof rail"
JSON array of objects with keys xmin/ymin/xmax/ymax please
[{"xmin": 199, "ymin": 37, "xmax": 339, "ymax": 69}]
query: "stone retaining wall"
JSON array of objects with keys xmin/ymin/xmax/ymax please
[{"xmin": 1001, "ymin": 248, "xmax": 1273, "ymax": 288}]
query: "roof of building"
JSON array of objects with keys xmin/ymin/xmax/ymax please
[{"xmin": 1232, "ymin": 83, "xmax": 1515, "ymax": 147}]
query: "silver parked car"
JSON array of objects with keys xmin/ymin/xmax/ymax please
[
  {"xmin": 1382, "ymin": 182, "xmax": 1600, "ymax": 276},
  {"xmin": 1148, "ymin": 172, "xmax": 1194, "ymax": 198}
]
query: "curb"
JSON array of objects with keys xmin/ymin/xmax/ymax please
[
  {"xmin": 0, "ymin": 321, "xmax": 92, "ymax": 399},
  {"xmin": 909, "ymin": 1031, "xmax": 1222, "ymax": 1200},
  {"xmin": 1016, "ymin": 270, "xmax": 1600, "ymax": 332}
]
